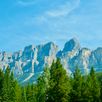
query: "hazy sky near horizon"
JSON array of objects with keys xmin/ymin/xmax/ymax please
[{"xmin": 0, "ymin": 0, "xmax": 102, "ymax": 52}]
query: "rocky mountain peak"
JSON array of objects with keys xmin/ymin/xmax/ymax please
[
  {"xmin": 0, "ymin": 38, "xmax": 102, "ymax": 84},
  {"xmin": 63, "ymin": 38, "xmax": 80, "ymax": 53},
  {"xmin": 24, "ymin": 45, "xmax": 35, "ymax": 51}
]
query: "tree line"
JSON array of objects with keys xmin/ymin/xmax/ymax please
[{"xmin": 0, "ymin": 59, "xmax": 102, "ymax": 102}]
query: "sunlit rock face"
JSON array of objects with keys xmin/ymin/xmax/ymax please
[
  {"xmin": 0, "ymin": 52, "xmax": 12, "ymax": 70},
  {"xmin": 57, "ymin": 38, "xmax": 81, "ymax": 71},
  {"xmin": 69, "ymin": 48, "xmax": 91, "ymax": 73},
  {"xmin": 0, "ymin": 42, "xmax": 58, "ymax": 83},
  {"xmin": 0, "ymin": 38, "xmax": 102, "ymax": 83},
  {"xmin": 89, "ymin": 47, "xmax": 102, "ymax": 72},
  {"xmin": 63, "ymin": 38, "xmax": 80, "ymax": 53},
  {"xmin": 35, "ymin": 42, "xmax": 58, "ymax": 73}
]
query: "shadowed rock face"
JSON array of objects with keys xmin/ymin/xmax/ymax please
[
  {"xmin": 89, "ymin": 47, "xmax": 102, "ymax": 69},
  {"xmin": 0, "ymin": 38, "xmax": 102, "ymax": 83},
  {"xmin": 63, "ymin": 38, "xmax": 80, "ymax": 53}
]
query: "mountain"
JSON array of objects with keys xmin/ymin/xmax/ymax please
[{"xmin": 0, "ymin": 38, "xmax": 102, "ymax": 84}]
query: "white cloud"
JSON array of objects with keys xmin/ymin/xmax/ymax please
[
  {"xmin": 17, "ymin": 0, "xmax": 36, "ymax": 6},
  {"xmin": 31, "ymin": 0, "xmax": 80, "ymax": 26},
  {"xmin": 45, "ymin": 0, "xmax": 80, "ymax": 17},
  {"xmin": 24, "ymin": 0, "xmax": 80, "ymax": 26},
  {"xmin": 28, "ymin": 0, "xmax": 80, "ymax": 29}
]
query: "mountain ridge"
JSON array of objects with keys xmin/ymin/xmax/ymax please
[{"xmin": 0, "ymin": 38, "xmax": 102, "ymax": 83}]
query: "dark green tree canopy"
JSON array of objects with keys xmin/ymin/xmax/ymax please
[{"xmin": 0, "ymin": 62, "xmax": 102, "ymax": 102}]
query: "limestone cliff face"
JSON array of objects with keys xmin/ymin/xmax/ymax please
[
  {"xmin": 57, "ymin": 38, "xmax": 80, "ymax": 71},
  {"xmin": 89, "ymin": 47, "xmax": 102, "ymax": 72},
  {"xmin": 0, "ymin": 38, "xmax": 102, "ymax": 83},
  {"xmin": 69, "ymin": 48, "xmax": 91, "ymax": 73}
]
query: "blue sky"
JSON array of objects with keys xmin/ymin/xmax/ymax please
[{"xmin": 0, "ymin": 0, "xmax": 102, "ymax": 52}]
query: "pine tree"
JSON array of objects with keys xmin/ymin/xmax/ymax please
[
  {"xmin": 22, "ymin": 87, "xmax": 27, "ymax": 102},
  {"xmin": 14, "ymin": 81, "xmax": 22, "ymax": 102},
  {"xmin": 26, "ymin": 83, "xmax": 35, "ymax": 102},
  {"xmin": 1, "ymin": 67, "xmax": 11, "ymax": 102},
  {"xmin": 47, "ymin": 59, "xmax": 71, "ymax": 102},
  {"xmin": 36, "ymin": 67, "xmax": 50, "ymax": 102},
  {"xmin": 9, "ymin": 72, "xmax": 16, "ymax": 102},
  {"xmin": 85, "ymin": 67, "xmax": 100, "ymax": 102},
  {"xmin": 0, "ymin": 69, "xmax": 4, "ymax": 101},
  {"xmin": 31, "ymin": 84, "xmax": 39, "ymax": 102},
  {"xmin": 70, "ymin": 67, "xmax": 83, "ymax": 102},
  {"xmin": 100, "ymin": 80, "xmax": 102, "ymax": 101}
]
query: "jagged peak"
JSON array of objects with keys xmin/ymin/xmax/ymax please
[
  {"xmin": 45, "ymin": 41, "xmax": 55, "ymax": 45},
  {"xmin": 95, "ymin": 47, "xmax": 102, "ymax": 51},
  {"xmin": 44, "ymin": 42, "xmax": 58, "ymax": 49},
  {"xmin": 63, "ymin": 37, "xmax": 80, "ymax": 52},
  {"xmin": 24, "ymin": 45, "xmax": 35, "ymax": 51},
  {"xmin": 81, "ymin": 48, "xmax": 91, "ymax": 51}
]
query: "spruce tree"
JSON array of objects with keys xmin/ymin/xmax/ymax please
[
  {"xmin": 0, "ymin": 69, "xmax": 4, "ymax": 101},
  {"xmin": 100, "ymin": 80, "xmax": 102, "ymax": 101},
  {"xmin": 36, "ymin": 67, "xmax": 50, "ymax": 102},
  {"xmin": 70, "ymin": 67, "xmax": 83, "ymax": 102},
  {"xmin": 26, "ymin": 83, "xmax": 34, "ymax": 102},
  {"xmin": 2, "ymin": 67, "xmax": 11, "ymax": 102},
  {"xmin": 47, "ymin": 59, "xmax": 71, "ymax": 102},
  {"xmin": 14, "ymin": 81, "xmax": 22, "ymax": 102},
  {"xmin": 9, "ymin": 72, "xmax": 16, "ymax": 102},
  {"xmin": 86, "ymin": 67, "xmax": 100, "ymax": 102},
  {"xmin": 22, "ymin": 87, "xmax": 27, "ymax": 102}
]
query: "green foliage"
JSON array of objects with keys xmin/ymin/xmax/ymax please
[
  {"xmin": 86, "ymin": 67, "xmax": 100, "ymax": 102},
  {"xmin": 0, "ymin": 69, "xmax": 4, "ymax": 101},
  {"xmin": 36, "ymin": 67, "xmax": 50, "ymax": 102},
  {"xmin": 14, "ymin": 81, "xmax": 22, "ymax": 102},
  {"xmin": 0, "ymin": 62, "xmax": 102, "ymax": 102},
  {"xmin": 2, "ymin": 67, "xmax": 11, "ymax": 102},
  {"xmin": 47, "ymin": 59, "xmax": 71, "ymax": 102},
  {"xmin": 70, "ymin": 67, "xmax": 83, "ymax": 102}
]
